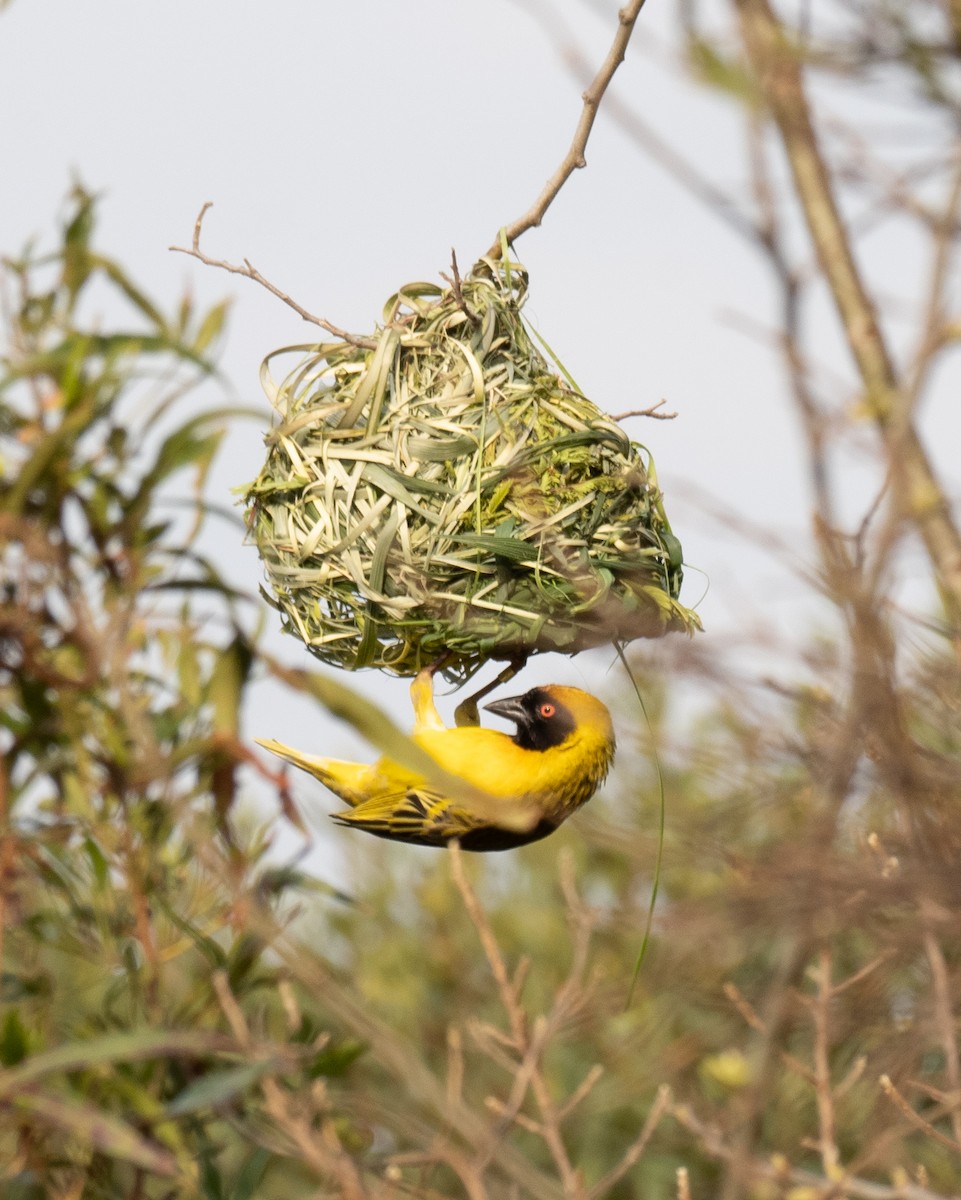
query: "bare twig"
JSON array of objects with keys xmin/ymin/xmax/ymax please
[
  {"xmin": 441, "ymin": 249, "xmax": 480, "ymax": 327},
  {"xmin": 672, "ymin": 1100, "xmax": 953, "ymax": 1200},
  {"xmin": 556, "ymin": 1065, "xmax": 604, "ymax": 1124},
  {"xmin": 186, "ymin": 861, "xmax": 567, "ymax": 1200},
  {"xmin": 723, "ymin": 980, "xmax": 815, "ymax": 1083},
  {"xmin": 487, "ymin": 0, "xmax": 650, "ymax": 257},
  {"xmin": 880, "ymin": 1075, "xmax": 961, "ymax": 1157},
  {"xmin": 449, "ymin": 843, "xmax": 586, "ymax": 1198},
  {"xmin": 922, "ymin": 930, "xmax": 961, "ymax": 1149},
  {"xmin": 905, "ymin": 142, "xmax": 961, "ymax": 412},
  {"xmin": 211, "ymin": 971, "xmax": 371, "ymax": 1199},
  {"xmin": 507, "ymin": 0, "xmax": 758, "ymax": 242},
  {"xmin": 446, "ymin": 1025, "xmax": 466, "ymax": 1109},
  {"xmin": 170, "ymin": 202, "xmax": 375, "ymax": 347},
  {"xmin": 586, "ymin": 1084, "xmax": 671, "ymax": 1200},
  {"xmin": 810, "ymin": 950, "xmax": 841, "ymax": 1177},
  {"xmin": 611, "ymin": 400, "xmax": 678, "ymax": 421},
  {"xmin": 734, "ymin": 0, "xmax": 961, "ymax": 634}
]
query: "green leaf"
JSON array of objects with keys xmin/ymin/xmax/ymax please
[
  {"xmin": 208, "ymin": 635, "xmax": 254, "ymax": 736},
  {"xmin": 453, "ymin": 532, "xmax": 538, "ymax": 563},
  {"xmin": 0, "ymin": 1028, "xmax": 231, "ymax": 1097},
  {"xmin": 0, "ymin": 1010, "xmax": 29, "ymax": 1066},
  {"xmin": 230, "ymin": 1148, "xmax": 272, "ymax": 1200},
  {"xmin": 192, "ymin": 299, "xmax": 231, "ymax": 356},
  {"xmin": 308, "ymin": 1037, "xmax": 366, "ymax": 1079},
  {"xmin": 10, "ymin": 1088, "xmax": 180, "ymax": 1176},
  {"xmin": 686, "ymin": 35, "xmax": 761, "ymax": 106},
  {"xmin": 166, "ymin": 1061, "xmax": 277, "ymax": 1117}
]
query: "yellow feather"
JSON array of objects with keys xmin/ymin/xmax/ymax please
[{"xmin": 257, "ymin": 672, "xmax": 615, "ymax": 852}]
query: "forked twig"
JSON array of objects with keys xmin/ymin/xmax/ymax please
[
  {"xmin": 170, "ymin": 202, "xmax": 375, "ymax": 348},
  {"xmin": 441, "ymin": 249, "xmax": 480, "ymax": 327},
  {"xmin": 672, "ymin": 1099, "xmax": 951, "ymax": 1200},
  {"xmin": 880, "ymin": 1075, "xmax": 961, "ymax": 1156},
  {"xmin": 612, "ymin": 400, "xmax": 678, "ymax": 421},
  {"xmin": 448, "ymin": 843, "xmax": 584, "ymax": 1196}
]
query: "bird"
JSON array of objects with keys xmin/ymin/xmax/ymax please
[{"xmin": 256, "ymin": 667, "xmax": 616, "ymax": 851}]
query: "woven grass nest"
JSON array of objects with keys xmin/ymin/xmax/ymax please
[{"xmin": 244, "ymin": 256, "xmax": 700, "ymax": 683}]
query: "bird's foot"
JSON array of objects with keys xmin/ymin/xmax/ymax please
[{"xmin": 453, "ymin": 655, "xmax": 528, "ymax": 728}]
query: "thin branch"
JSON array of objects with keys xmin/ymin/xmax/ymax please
[
  {"xmin": 810, "ymin": 950, "xmax": 841, "ymax": 1177},
  {"xmin": 211, "ymin": 972, "xmax": 371, "ymax": 1200},
  {"xmin": 440, "ymin": 249, "xmax": 480, "ymax": 327},
  {"xmin": 487, "ymin": 0, "xmax": 650, "ymax": 257},
  {"xmin": 880, "ymin": 1075, "xmax": 961, "ymax": 1157},
  {"xmin": 744, "ymin": 105, "xmax": 838, "ymax": 532},
  {"xmin": 195, "ymin": 861, "xmax": 566, "ymax": 1200},
  {"xmin": 611, "ymin": 400, "xmax": 678, "ymax": 421},
  {"xmin": 586, "ymin": 1084, "xmax": 671, "ymax": 1200},
  {"xmin": 170, "ymin": 202, "xmax": 375, "ymax": 347},
  {"xmin": 922, "ymin": 929, "xmax": 961, "ymax": 1149},
  {"xmin": 449, "ymin": 843, "xmax": 586, "ymax": 1198},
  {"xmin": 905, "ymin": 141, "xmax": 961, "ymax": 412},
  {"xmin": 672, "ymin": 1100, "xmax": 954, "ymax": 1200},
  {"xmin": 508, "ymin": 0, "xmax": 758, "ymax": 244},
  {"xmin": 556, "ymin": 1065, "xmax": 604, "ymax": 1123},
  {"xmin": 734, "ymin": 0, "xmax": 961, "ymax": 634}
]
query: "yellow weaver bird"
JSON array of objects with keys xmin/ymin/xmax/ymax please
[{"xmin": 256, "ymin": 668, "xmax": 615, "ymax": 851}]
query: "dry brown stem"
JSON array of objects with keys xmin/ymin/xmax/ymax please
[
  {"xmin": 211, "ymin": 971, "xmax": 372, "ymax": 1199},
  {"xmin": 734, "ymin": 0, "xmax": 961, "ymax": 634},
  {"xmin": 922, "ymin": 930, "xmax": 961, "ymax": 1149},
  {"xmin": 449, "ymin": 843, "xmax": 584, "ymax": 1197},
  {"xmin": 511, "ymin": 0, "xmax": 760, "ymax": 242},
  {"xmin": 672, "ymin": 1099, "xmax": 954, "ymax": 1200},
  {"xmin": 170, "ymin": 202, "xmax": 375, "ymax": 347},
  {"xmin": 810, "ymin": 950, "xmax": 840, "ymax": 1177},
  {"xmin": 611, "ymin": 400, "xmax": 678, "ymax": 421},
  {"xmin": 216, "ymin": 867, "xmax": 567, "ymax": 1200},
  {"xmin": 448, "ymin": 843, "xmax": 668, "ymax": 1199},
  {"xmin": 487, "ymin": 0, "xmax": 650, "ymax": 257},
  {"xmin": 879, "ymin": 1075, "xmax": 961, "ymax": 1157}
]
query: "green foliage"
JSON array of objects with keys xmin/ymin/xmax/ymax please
[
  {"xmin": 0, "ymin": 190, "xmax": 369, "ymax": 1198},
  {"xmin": 6, "ymin": 29, "xmax": 961, "ymax": 1186}
]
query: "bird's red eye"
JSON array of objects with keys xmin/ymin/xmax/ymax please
[{"xmin": 539, "ymin": 702, "xmax": 556, "ymax": 719}]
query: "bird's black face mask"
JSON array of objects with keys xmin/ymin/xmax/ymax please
[{"xmin": 485, "ymin": 688, "xmax": 576, "ymax": 752}]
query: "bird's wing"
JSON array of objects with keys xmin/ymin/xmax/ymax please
[{"xmin": 330, "ymin": 785, "xmax": 482, "ymax": 848}]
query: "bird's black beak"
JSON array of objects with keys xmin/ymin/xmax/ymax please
[{"xmin": 484, "ymin": 694, "xmax": 529, "ymax": 727}]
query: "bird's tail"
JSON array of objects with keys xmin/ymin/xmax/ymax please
[{"xmin": 255, "ymin": 738, "xmax": 373, "ymax": 807}]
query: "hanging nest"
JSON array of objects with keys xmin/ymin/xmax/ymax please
[{"xmin": 244, "ymin": 256, "xmax": 700, "ymax": 683}]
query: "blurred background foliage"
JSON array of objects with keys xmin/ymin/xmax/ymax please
[{"xmin": 4, "ymin": 0, "xmax": 961, "ymax": 1197}]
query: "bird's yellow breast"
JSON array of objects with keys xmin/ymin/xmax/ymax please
[{"xmin": 408, "ymin": 698, "xmax": 614, "ymax": 824}]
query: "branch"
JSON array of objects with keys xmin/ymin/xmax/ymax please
[
  {"xmin": 448, "ymin": 843, "xmax": 587, "ymax": 1198},
  {"xmin": 879, "ymin": 1075, "xmax": 961, "ymax": 1157},
  {"xmin": 810, "ymin": 950, "xmax": 841, "ymax": 1177},
  {"xmin": 672, "ymin": 1100, "xmax": 954, "ymax": 1200},
  {"xmin": 487, "ymin": 0, "xmax": 650, "ymax": 257},
  {"xmin": 611, "ymin": 400, "xmax": 678, "ymax": 421},
  {"xmin": 734, "ymin": 0, "xmax": 961, "ymax": 636},
  {"xmin": 507, "ymin": 0, "xmax": 758, "ymax": 244},
  {"xmin": 170, "ymin": 203, "xmax": 375, "ymax": 347},
  {"xmin": 922, "ymin": 929, "xmax": 961, "ymax": 1149}
]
